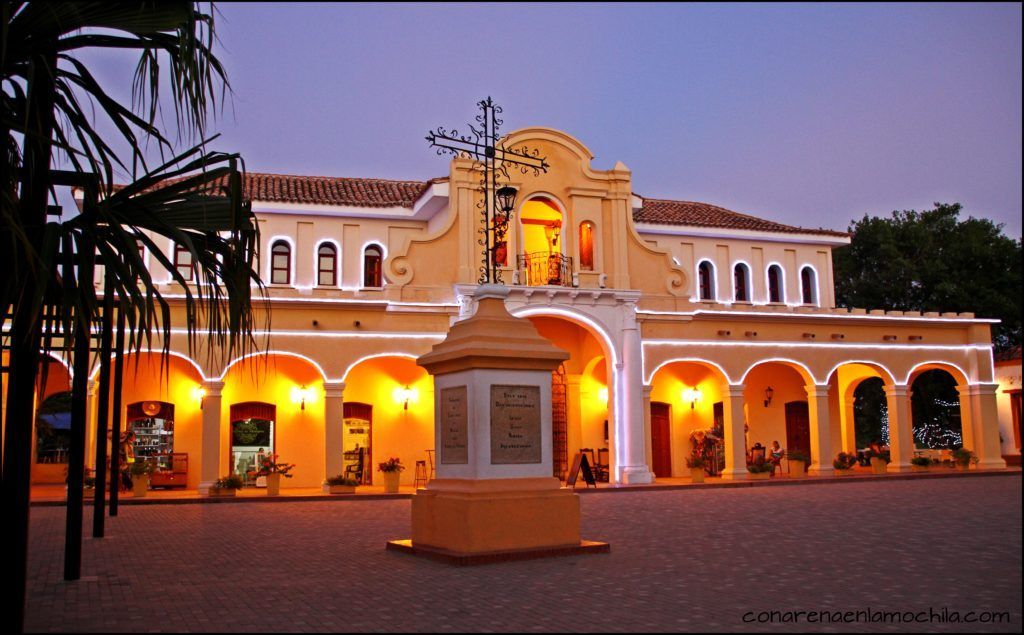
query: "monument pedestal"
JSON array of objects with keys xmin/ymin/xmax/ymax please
[{"xmin": 387, "ymin": 285, "xmax": 608, "ymax": 564}]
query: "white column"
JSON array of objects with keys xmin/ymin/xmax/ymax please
[
  {"xmin": 323, "ymin": 380, "xmax": 345, "ymax": 481},
  {"xmin": 198, "ymin": 380, "xmax": 225, "ymax": 494},
  {"xmin": 617, "ymin": 314, "xmax": 653, "ymax": 484},
  {"xmin": 806, "ymin": 384, "xmax": 833, "ymax": 475},
  {"xmin": 642, "ymin": 384, "xmax": 654, "ymax": 475},
  {"xmin": 839, "ymin": 397, "xmax": 857, "ymax": 454},
  {"xmin": 963, "ymin": 383, "xmax": 1007, "ymax": 469},
  {"xmin": 721, "ymin": 384, "xmax": 748, "ymax": 480},
  {"xmin": 884, "ymin": 384, "xmax": 912, "ymax": 472}
]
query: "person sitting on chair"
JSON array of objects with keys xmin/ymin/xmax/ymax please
[{"xmin": 769, "ymin": 440, "xmax": 785, "ymax": 476}]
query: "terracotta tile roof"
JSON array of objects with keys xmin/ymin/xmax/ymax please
[
  {"xmin": 243, "ymin": 173, "xmax": 442, "ymax": 208},
  {"xmin": 633, "ymin": 198, "xmax": 849, "ymax": 238}
]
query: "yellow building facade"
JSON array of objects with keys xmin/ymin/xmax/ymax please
[{"xmin": 25, "ymin": 127, "xmax": 1008, "ymax": 491}]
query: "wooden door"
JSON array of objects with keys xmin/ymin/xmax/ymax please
[
  {"xmin": 551, "ymin": 365, "xmax": 568, "ymax": 479},
  {"xmin": 650, "ymin": 402, "xmax": 672, "ymax": 477},
  {"xmin": 785, "ymin": 401, "xmax": 811, "ymax": 468}
]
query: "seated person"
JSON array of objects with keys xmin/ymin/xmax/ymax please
[{"xmin": 768, "ymin": 441, "xmax": 785, "ymax": 475}]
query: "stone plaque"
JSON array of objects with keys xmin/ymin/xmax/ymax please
[
  {"xmin": 490, "ymin": 384, "xmax": 542, "ymax": 464},
  {"xmin": 439, "ymin": 386, "xmax": 468, "ymax": 464}
]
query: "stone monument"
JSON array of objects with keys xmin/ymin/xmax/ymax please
[{"xmin": 386, "ymin": 284, "xmax": 609, "ymax": 563}]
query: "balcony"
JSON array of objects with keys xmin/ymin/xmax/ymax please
[{"xmin": 516, "ymin": 252, "xmax": 574, "ymax": 287}]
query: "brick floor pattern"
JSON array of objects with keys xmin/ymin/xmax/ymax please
[{"xmin": 24, "ymin": 477, "xmax": 1022, "ymax": 633}]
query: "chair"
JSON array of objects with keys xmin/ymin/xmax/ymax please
[
  {"xmin": 413, "ymin": 460, "xmax": 428, "ymax": 488},
  {"xmin": 425, "ymin": 449, "xmax": 435, "ymax": 479},
  {"xmin": 343, "ymin": 447, "xmax": 364, "ymax": 483},
  {"xmin": 749, "ymin": 445, "xmax": 766, "ymax": 464},
  {"xmin": 594, "ymin": 448, "xmax": 610, "ymax": 483}
]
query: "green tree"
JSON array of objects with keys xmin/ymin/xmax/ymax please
[
  {"xmin": 2, "ymin": 4, "xmax": 264, "ymax": 631},
  {"xmin": 833, "ymin": 203, "xmax": 1021, "ymax": 352}
]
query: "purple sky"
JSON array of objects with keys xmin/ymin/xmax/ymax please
[{"xmin": 93, "ymin": 3, "xmax": 1024, "ymax": 236}]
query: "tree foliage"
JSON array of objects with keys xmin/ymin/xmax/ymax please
[{"xmin": 834, "ymin": 203, "xmax": 1022, "ymax": 352}]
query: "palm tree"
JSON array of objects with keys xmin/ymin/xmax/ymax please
[{"xmin": 2, "ymin": 3, "xmax": 265, "ymax": 631}]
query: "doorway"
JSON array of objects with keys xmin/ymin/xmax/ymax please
[
  {"xmin": 650, "ymin": 402, "xmax": 672, "ymax": 477},
  {"xmin": 552, "ymin": 364, "xmax": 569, "ymax": 479},
  {"xmin": 343, "ymin": 402, "xmax": 372, "ymax": 484},
  {"xmin": 229, "ymin": 402, "xmax": 276, "ymax": 487},
  {"xmin": 785, "ymin": 401, "xmax": 811, "ymax": 470}
]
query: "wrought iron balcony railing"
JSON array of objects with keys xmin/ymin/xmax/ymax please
[{"xmin": 516, "ymin": 252, "xmax": 575, "ymax": 287}]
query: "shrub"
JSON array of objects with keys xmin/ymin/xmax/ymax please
[
  {"xmin": 129, "ymin": 459, "xmax": 156, "ymax": 477},
  {"xmin": 747, "ymin": 459, "xmax": 772, "ymax": 474},
  {"xmin": 833, "ymin": 452, "xmax": 857, "ymax": 470},
  {"xmin": 951, "ymin": 448, "xmax": 978, "ymax": 466},
  {"xmin": 325, "ymin": 474, "xmax": 360, "ymax": 487},
  {"xmin": 910, "ymin": 456, "xmax": 932, "ymax": 467},
  {"xmin": 214, "ymin": 474, "xmax": 244, "ymax": 490},
  {"xmin": 685, "ymin": 453, "xmax": 706, "ymax": 469},
  {"xmin": 377, "ymin": 457, "xmax": 405, "ymax": 473},
  {"xmin": 787, "ymin": 450, "xmax": 810, "ymax": 464}
]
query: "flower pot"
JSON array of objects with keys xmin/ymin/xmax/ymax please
[
  {"xmin": 954, "ymin": 463, "xmax": 970, "ymax": 472},
  {"xmin": 911, "ymin": 465, "xmax": 930, "ymax": 473},
  {"xmin": 328, "ymin": 485, "xmax": 357, "ymax": 495},
  {"xmin": 747, "ymin": 471, "xmax": 771, "ymax": 480},
  {"xmin": 266, "ymin": 473, "xmax": 281, "ymax": 496},
  {"xmin": 789, "ymin": 460, "xmax": 807, "ymax": 477},
  {"xmin": 689, "ymin": 468, "xmax": 705, "ymax": 483},
  {"xmin": 382, "ymin": 471, "xmax": 401, "ymax": 493},
  {"xmin": 132, "ymin": 475, "xmax": 149, "ymax": 498},
  {"xmin": 209, "ymin": 488, "xmax": 236, "ymax": 497},
  {"xmin": 870, "ymin": 457, "xmax": 888, "ymax": 474}
]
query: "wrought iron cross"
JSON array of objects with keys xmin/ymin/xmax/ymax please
[{"xmin": 426, "ymin": 97, "xmax": 549, "ymax": 284}]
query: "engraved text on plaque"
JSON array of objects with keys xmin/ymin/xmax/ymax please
[
  {"xmin": 490, "ymin": 384, "xmax": 542, "ymax": 464},
  {"xmin": 440, "ymin": 386, "xmax": 469, "ymax": 464}
]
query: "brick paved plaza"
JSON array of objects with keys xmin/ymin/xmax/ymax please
[{"xmin": 24, "ymin": 476, "xmax": 1021, "ymax": 633}]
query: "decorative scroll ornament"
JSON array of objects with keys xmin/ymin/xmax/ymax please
[{"xmin": 426, "ymin": 97, "xmax": 550, "ymax": 284}]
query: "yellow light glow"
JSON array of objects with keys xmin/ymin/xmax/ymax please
[
  {"xmin": 290, "ymin": 385, "xmax": 315, "ymax": 410},
  {"xmin": 191, "ymin": 386, "xmax": 207, "ymax": 409},
  {"xmin": 393, "ymin": 385, "xmax": 419, "ymax": 410},
  {"xmin": 598, "ymin": 387, "xmax": 609, "ymax": 404},
  {"xmin": 682, "ymin": 386, "xmax": 702, "ymax": 409}
]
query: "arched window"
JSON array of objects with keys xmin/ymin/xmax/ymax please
[
  {"xmin": 579, "ymin": 221, "xmax": 595, "ymax": 271},
  {"xmin": 733, "ymin": 263, "xmax": 751, "ymax": 302},
  {"xmin": 270, "ymin": 240, "xmax": 291, "ymax": 285},
  {"xmin": 173, "ymin": 243, "xmax": 193, "ymax": 282},
  {"xmin": 317, "ymin": 243, "xmax": 337, "ymax": 287},
  {"xmin": 767, "ymin": 264, "xmax": 784, "ymax": 303},
  {"xmin": 363, "ymin": 244, "xmax": 383, "ymax": 288},
  {"xmin": 800, "ymin": 266, "xmax": 818, "ymax": 305},
  {"xmin": 698, "ymin": 261, "xmax": 716, "ymax": 301}
]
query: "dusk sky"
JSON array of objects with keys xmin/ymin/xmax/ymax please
[{"xmin": 90, "ymin": 2, "xmax": 1024, "ymax": 235}]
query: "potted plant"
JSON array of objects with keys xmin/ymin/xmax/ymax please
[
  {"xmin": 255, "ymin": 454, "xmax": 295, "ymax": 496},
  {"xmin": 910, "ymin": 456, "xmax": 932, "ymax": 472},
  {"xmin": 324, "ymin": 474, "xmax": 360, "ymax": 494},
  {"xmin": 209, "ymin": 474, "xmax": 244, "ymax": 497},
  {"xmin": 129, "ymin": 460, "xmax": 155, "ymax": 498},
  {"xmin": 378, "ymin": 457, "xmax": 404, "ymax": 493},
  {"xmin": 747, "ymin": 458, "xmax": 772, "ymax": 480},
  {"xmin": 685, "ymin": 454, "xmax": 706, "ymax": 483},
  {"xmin": 833, "ymin": 452, "xmax": 857, "ymax": 475},
  {"xmin": 787, "ymin": 450, "xmax": 810, "ymax": 478},
  {"xmin": 869, "ymin": 450, "xmax": 890, "ymax": 475},
  {"xmin": 951, "ymin": 448, "xmax": 978, "ymax": 471}
]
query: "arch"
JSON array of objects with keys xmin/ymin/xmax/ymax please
[
  {"xmin": 517, "ymin": 194, "xmax": 566, "ymax": 280},
  {"xmin": 40, "ymin": 352, "xmax": 73, "ymax": 379},
  {"xmin": 766, "ymin": 263, "xmax": 785, "ymax": 304},
  {"xmin": 89, "ymin": 349, "xmax": 208, "ymax": 382},
  {"xmin": 697, "ymin": 259, "xmax": 717, "ymax": 301},
  {"xmin": 501, "ymin": 127, "xmax": 595, "ymax": 167},
  {"xmin": 739, "ymin": 357, "xmax": 818, "ymax": 386},
  {"xmin": 510, "ymin": 305, "xmax": 619, "ymax": 366},
  {"xmin": 314, "ymin": 239, "xmax": 340, "ymax": 287},
  {"xmin": 824, "ymin": 360, "xmax": 898, "ymax": 391},
  {"xmin": 904, "ymin": 361, "xmax": 971, "ymax": 387},
  {"xmin": 361, "ymin": 242, "xmax": 386, "ymax": 288},
  {"xmin": 645, "ymin": 357, "xmax": 735, "ymax": 386},
  {"xmin": 340, "ymin": 352, "xmax": 419, "ymax": 383},
  {"xmin": 218, "ymin": 351, "xmax": 328, "ymax": 383},
  {"xmin": 732, "ymin": 261, "xmax": 752, "ymax": 302},
  {"xmin": 270, "ymin": 239, "xmax": 292, "ymax": 285},
  {"xmin": 800, "ymin": 265, "xmax": 819, "ymax": 306}
]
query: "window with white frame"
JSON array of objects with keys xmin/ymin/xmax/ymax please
[
  {"xmin": 698, "ymin": 261, "xmax": 716, "ymax": 301},
  {"xmin": 767, "ymin": 264, "xmax": 784, "ymax": 303},
  {"xmin": 800, "ymin": 266, "xmax": 818, "ymax": 305},
  {"xmin": 271, "ymin": 241, "xmax": 291, "ymax": 285},
  {"xmin": 317, "ymin": 243, "xmax": 337, "ymax": 287},
  {"xmin": 733, "ymin": 263, "xmax": 751, "ymax": 302}
]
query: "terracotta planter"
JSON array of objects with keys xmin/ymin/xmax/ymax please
[
  {"xmin": 209, "ymin": 487, "xmax": 236, "ymax": 497},
  {"xmin": 266, "ymin": 473, "xmax": 281, "ymax": 496},
  {"xmin": 382, "ymin": 471, "xmax": 401, "ymax": 493},
  {"xmin": 132, "ymin": 475, "xmax": 149, "ymax": 498},
  {"xmin": 689, "ymin": 468, "xmax": 705, "ymax": 483},
  {"xmin": 328, "ymin": 485, "xmax": 357, "ymax": 495},
  {"xmin": 870, "ymin": 457, "xmax": 888, "ymax": 474},
  {"xmin": 747, "ymin": 471, "xmax": 771, "ymax": 480},
  {"xmin": 789, "ymin": 460, "xmax": 807, "ymax": 477}
]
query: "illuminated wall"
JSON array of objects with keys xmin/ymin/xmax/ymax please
[{"xmin": 649, "ymin": 362, "xmax": 727, "ymax": 476}]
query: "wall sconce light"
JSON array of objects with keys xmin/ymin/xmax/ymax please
[
  {"xmin": 544, "ymin": 223, "xmax": 561, "ymax": 248},
  {"xmin": 291, "ymin": 385, "xmax": 314, "ymax": 411},
  {"xmin": 394, "ymin": 385, "xmax": 417, "ymax": 411},
  {"xmin": 763, "ymin": 386, "xmax": 774, "ymax": 408},
  {"xmin": 598, "ymin": 387, "xmax": 609, "ymax": 404},
  {"xmin": 192, "ymin": 386, "xmax": 207, "ymax": 410},
  {"xmin": 682, "ymin": 387, "xmax": 701, "ymax": 409}
]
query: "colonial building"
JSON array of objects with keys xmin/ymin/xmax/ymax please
[{"xmin": 28, "ymin": 127, "xmax": 1008, "ymax": 491}]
